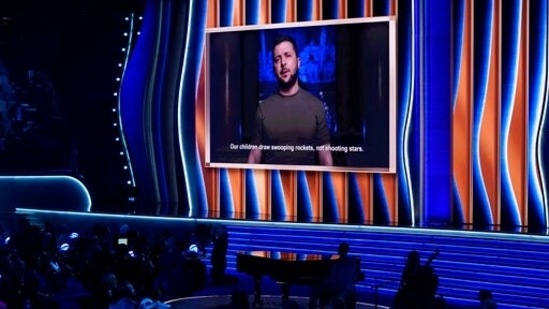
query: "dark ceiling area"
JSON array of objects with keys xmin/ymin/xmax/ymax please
[{"xmin": 0, "ymin": 0, "xmax": 146, "ymax": 212}]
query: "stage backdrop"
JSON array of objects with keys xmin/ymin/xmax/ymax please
[{"xmin": 118, "ymin": 0, "xmax": 549, "ymax": 233}]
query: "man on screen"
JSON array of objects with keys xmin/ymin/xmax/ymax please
[{"xmin": 247, "ymin": 35, "xmax": 333, "ymax": 166}]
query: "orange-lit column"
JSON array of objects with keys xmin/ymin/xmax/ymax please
[
  {"xmin": 379, "ymin": 0, "xmax": 398, "ymax": 224},
  {"xmin": 225, "ymin": 1, "xmax": 246, "ymax": 219},
  {"xmin": 389, "ymin": 0, "xmax": 397, "ymax": 16},
  {"xmin": 364, "ymin": 0, "xmax": 373, "ymax": 17},
  {"xmin": 286, "ymin": 0, "xmax": 297, "ymax": 22},
  {"xmin": 506, "ymin": 0, "xmax": 528, "ymax": 224},
  {"xmin": 338, "ymin": 0, "xmax": 347, "ymax": 19},
  {"xmin": 302, "ymin": 0, "xmax": 323, "ymax": 222},
  {"xmin": 196, "ymin": 1, "xmax": 221, "ymax": 217},
  {"xmin": 323, "ymin": 1, "xmax": 349, "ymax": 222},
  {"xmin": 233, "ymin": 0, "xmax": 244, "ymax": 25},
  {"xmin": 275, "ymin": 0, "xmax": 299, "ymax": 221},
  {"xmin": 259, "ymin": 0, "xmax": 271, "ymax": 24},
  {"xmin": 453, "ymin": 0, "xmax": 473, "ymax": 224},
  {"xmin": 250, "ymin": 0, "xmax": 273, "ymax": 220},
  {"xmin": 312, "ymin": 0, "xmax": 322, "ymax": 20},
  {"xmin": 478, "ymin": 1, "xmax": 501, "ymax": 225}
]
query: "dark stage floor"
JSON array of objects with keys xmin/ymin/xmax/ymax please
[{"xmin": 166, "ymin": 268, "xmax": 467, "ymax": 309}]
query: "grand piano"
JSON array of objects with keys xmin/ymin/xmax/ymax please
[{"xmin": 236, "ymin": 251, "xmax": 340, "ymax": 306}]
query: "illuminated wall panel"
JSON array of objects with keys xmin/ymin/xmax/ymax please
[
  {"xmin": 453, "ymin": 0, "xmax": 473, "ymax": 225},
  {"xmin": 113, "ymin": 0, "xmax": 549, "ymax": 232},
  {"xmin": 471, "ymin": 0, "xmax": 501, "ymax": 227},
  {"xmin": 500, "ymin": 0, "xmax": 528, "ymax": 228},
  {"xmin": 422, "ymin": 0, "xmax": 453, "ymax": 226},
  {"xmin": 482, "ymin": 0, "xmax": 500, "ymax": 225},
  {"xmin": 527, "ymin": 0, "xmax": 548, "ymax": 231},
  {"xmin": 203, "ymin": 0, "xmax": 399, "ymax": 225}
]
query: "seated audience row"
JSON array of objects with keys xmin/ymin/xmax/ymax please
[{"xmin": 0, "ymin": 218, "xmax": 218, "ymax": 308}]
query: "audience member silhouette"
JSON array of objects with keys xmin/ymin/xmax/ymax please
[
  {"xmin": 309, "ymin": 242, "xmax": 364, "ymax": 309},
  {"xmin": 393, "ymin": 249, "xmax": 446, "ymax": 309},
  {"xmin": 477, "ymin": 289, "xmax": 497, "ymax": 309},
  {"xmin": 96, "ymin": 272, "xmax": 118, "ymax": 308},
  {"xmin": 155, "ymin": 235, "xmax": 190, "ymax": 298},
  {"xmin": 211, "ymin": 227, "xmax": 230, "ymax": 285},
  {"xmin": 109, "ymin": 280, "xmax": 139, "ymax": 309},
  {"xmin": 399, "ymin": 250, "xmax": 421, "ymax": 289}
]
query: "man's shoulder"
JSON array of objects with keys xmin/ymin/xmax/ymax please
[
  {"xmin": 258, "ymin": 94, "xmax": 280, "ymax": 112},
  {"xmin": 261, "ymin": 93, "xmax": 280, "ymax": 104},
  {"xmin": 296, "ymin": 88, "xmax": 322, "ymax": 102}
]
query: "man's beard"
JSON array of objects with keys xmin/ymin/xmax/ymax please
[{"xmin": 277, "ymin": 70, "xmax": 299, "ymax": 92}]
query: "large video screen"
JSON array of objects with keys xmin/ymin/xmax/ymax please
[{"xmin": 205, "ymin": 17, "xmax": 396, "ymax": 173}]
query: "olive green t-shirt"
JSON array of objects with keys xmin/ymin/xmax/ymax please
[{"xmin": 251, "ymin": 88, "xmax": 331, "ymax": 165}]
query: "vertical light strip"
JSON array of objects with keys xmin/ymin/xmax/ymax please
[
  {"xmin": 183, "ymin": 1, "xmax": 209, "ymax": 217},
  {"xmin": 400, "ymin": 0, "xmax": 416, "ymax": 226},
  {"xmin": 253, "ymin": 0, "xmax": 271, "ymax": 220},
  {"xmin": 418, "ymin": 0, "xmax": 425, "ymax": 226},
  {"xmin": 200, "ymin": 1, "xmax": 220, "ymax": 217},
  {"xmin": 537, "ymin": 0, "xmax": 549, "ymax": 230},
  {"xmin": 326, "ymin": 0, "xmax": 347, "ymax": 222},
  {"xmin": 501, "ymin": 0, "xmax": 526, "ymax": 226},
  {"xmin": 289, "ymin": 0, "xmax": 299, "ymax": 220},
  {"xmin": 533, "ymin": 0, "xmax": 549, "ymax": 228},
  {"xmin": 325, "ymin": 0, "xmax": 347, "ymax": 203},
  {"xmin": 229, "ymin": 0, "xmax": 245, "ymax": 220},
  {"xmin": 347, "ymin": 0, "xmax": 374, "ymax": 220},
  {"xmin": 118, "ymin": 13, "xmax": 138, "ymax": 187},
  {"xmin": 492, "ymin": 0, "xmax": 501, "ymax": 224},
  {"xmin": 292, "ymin": 0, "xmax": 323, "ymax": 222},
  {"xmin": 178, "ymin": 0, "xmax": 204, "ymax": 216},
  {"xmin": 196, "ymin": 61, "xmax": 214, "ymax": 216},
  {"xmin": 473, "ymin": 0, "xmax": 498, "ymax": 225},
  {"xmin": 521, "ymin": 0, "xmax": 529, "ymax": 224},
  {"xmin": 376, "ymin": 0, "xmax": 399, "ymax": 225}
]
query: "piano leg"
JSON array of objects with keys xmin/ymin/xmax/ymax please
[
  {"xmin": 252, "ymin": 275, "xmax": 262, "ymax": 308},
  {"xmin": 280, "ymin": 282, "xmax": 290, "ymax": 301}
]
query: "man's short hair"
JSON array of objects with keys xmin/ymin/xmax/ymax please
[{"xmin": 272, "ymin": 35, "xmax": 299, "ymax": 56}]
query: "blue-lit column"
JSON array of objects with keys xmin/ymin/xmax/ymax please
[{"xmin": 420, "ymin": 0, "xmax": 453, "ymax": 226}]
